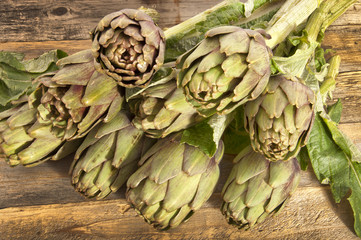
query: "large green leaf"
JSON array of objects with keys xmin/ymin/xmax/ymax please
[
  {"xmin": 307, "ymin": 113, "xmax": 361, "ymax": 237},
  {"xmin": 181, "ymin": 113, "xmax": 233, "ymax": 157},
  {"xmin": 0, "ymin": 49, "xmax": 67, "ymax": 108}
]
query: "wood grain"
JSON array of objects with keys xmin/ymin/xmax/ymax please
[{"xmin": 1, "ymin": 0, "xmax": 361, "ymax": 239}]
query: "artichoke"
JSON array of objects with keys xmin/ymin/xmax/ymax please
[
  {"xmin": 176, "ymin": 26, "xmax": 271, "ymax": 117},
  {"xmin": 126, "ymin": 133, "xmax": 224, "ymax": 229},
  {"xmin": 0, "ymin": 97, "xmax": 82, "ymax": 167},
  {"xmin": 30, "ymin": 49, "xmax": 123, "ymax": 141},
  {"xmin": 244, "ymin": 74, "xmax": 315, "ymax": 161},
  {"xmin": 70, "ymin": 110, "xmax": 155, "ymax": 199},
  {"xmin": 127, "ymin": 66, "xmax": 205, "ymax": 138},
  {"xmin": 91, "ymin": 9, "xmax": 165, "ymax": 88},
  {"xmin": 221, "ymin": 149, "xmax": 300, "ymax": 228}
]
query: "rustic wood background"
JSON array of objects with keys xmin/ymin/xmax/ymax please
[{"xmin": 1, "ymin": 0, "xmax": 361, "ymax": 239}]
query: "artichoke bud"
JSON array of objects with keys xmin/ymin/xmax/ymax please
[
  {"xmin": 91, "ymin": 9, "xmax": 165, "ymax": 88},
  {"xmin": 221, "ymin": 149, "xmax": 300, "ymax": 229},
  {"xmin": 70, "ymin": 110, "xmax": 155, "ymax": 199},
  {"xmin": 0, "ymin": 99, "xmax": 82, "ymax": 167},
  {"xmin": 31, "ymin": 50, "xmax": 125, "ymax": 141},
  {"xmin": 244, "ymin": 74, "xmax": 315, "ymax": 161},
  {"xmin": 176, "ymin": 26, "xmax": 272, "ymax": 117},
  {"xmin": 127, "ymin": 67, "xmax": 205, "ymax": 138},
  {"xmin": 126, "ymin": 133, "xmax": 224, "ymax": 230}
]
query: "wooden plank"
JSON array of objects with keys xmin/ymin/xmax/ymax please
[
  {"xmin": 0, "ymin": 0, "xmax": 220, "ymax": 42},
  {"xmin": 0, "ymin": 187, "xmax": 357, "ymax": 240}
]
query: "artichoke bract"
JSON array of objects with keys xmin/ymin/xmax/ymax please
[
  {"xmin": 127, "ymin": 66, "xmax": 205, "ymax": 138},
  {"xmin": 176, "ymin": 26, "xmax": 271, "ymax": 117},
  {"xmin": 221, "ymin": 149, "xmax": 300, "ymax": 229},
  {"xmin": 0, "ymin": 98, "xmax": 82, "ymax": 167},
  {"xmin": 91, "ymin": 9, "xmax": 165, "ymax": 88},
  {"xmin": 244, "ymin": 74, "xmax": 315, "ymax": 161},
  {"xmin": 126, "ymin": 133, "xmax": 224, "ymax": 230},
  {"xmin": 70, "ymin": 110, "xmax": 155, "ymax": 199},
  {"xmin": 31, "ymin": 49, "xmax": 124, "ymax": 141}
]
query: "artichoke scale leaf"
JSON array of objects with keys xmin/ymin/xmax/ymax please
[
  {"xmin": 153, "ymin": 108, "xmax": 179, "ymax": 130},
  {"xmin": 223, "ymin": 179, "xmax": 248, "ymax": 203},
  {"xmin": 110, "ymin": 161, "xmax": 138, "ymax": 192},
  {"xmin": 127, "ymin": 158, "xmax": 152, "ymax": 188},
  {"xmin": 96, "ymin": 110, "xmax": 131, "ymax": 138},
  {"xmin": 2, "ymin": 126, "xmax": 33, "ymax": 145},
  {"xmin": 112, "ymin": 126, "xmax": 144, "ymax": 167},
  {"xmin": 182, "ymin": 37, "xmax": 220, "ymax": 69},
  {"xmin": 73, "ymin": 125, "xmax": 101, "ymax": 160},
  {"xmin": 51, "ymin": 138, "xmax": 83, "ymax": 161},
  {"xmin": 153, "ymin": 208, "xmax": 176, "ymax": 230},
  {"xmin": 182, "ymin": 144, "xmax": 210, "ymax": 176},
  {"xmin": 228, "ymin": 194, "xmax": 247, "ymax": 216},
  {"xmin": 61, "ymin": 85, "xmax": 85, "ymax": 109},
  {"xmin": 245, "ymin": 174, "xmax": 273, "ymax": 208},
  {"xmin": 1, "ymin": 141, "xmax": 30, "ymax": 156},
  {"xmin": 104, "ymin": 93, "xmax": 124, "ymax": 123},
  {"xmin": 180, "ymin": 61, "xmax": 199, "ymax": 87},
  {"xmin": 139, "ymin": 135, "xmax": 177, "ymax": 165},
  {"xmin": 0, "ymin": 103, "xmax": 27, "ymax": 120},
  {"xmin": 161, "ymin": 112, "xmax": 200, "ymax": 138},
  {"xmin": 139, "ymin": 179, "xmax": 168, "ymax": 206},
  {"xmin": 164, "ymin": 88, "xmax": 192, "ymax": 112},
  {"xmin": 235, "ymin": 152, "xmax": 269, "ymax": 184},
  {"xmin": 163, "ymin": 171, "xmax": 201, "ymax": 212},
  {"xmin": 190, "ymin": 167, "xmax": 220, "ymax": 210},
  {"xmin": 197, "ymin": 51, "xmax": 225, "ymax": 73},
  {"xmin": 221, "ymin": 53, "xmax": 248, "ymax": 79},
  {"xmin": 57, "ymin": 49, "xmax": 93, "ymax": 66},
  {"xmin": 149, "ymin": 143, "xmax": 184, "ymax": 184},
  {"xmin": 219, "ymin": 29, "xmax": 250, "ymax": 55},
  {"xmin": 18, "ymin": 137, "xmax": 63, "ymax": 165},
  {"xmin": 82, "ymin": 71, "xmax": 119, "ymax": 106},
  {"xmin": 80, "ymin": 133, "xmax": 116, "ymax": 172},
  {"xmin": 232, "ymin": 68, "xmax": 261, "ymax": 103},
  {"xmin": 53, "ymin": 61, "xmax": 94, "ymax": 86},
  {"xmin": 7, "ymin": 108, "xmax": 37, "ymax": 129},
  {"xmin": 95, "ymin": 160, "xmax": 119, "ymax": 193},
  {"xmin": 245, "ymin": 204, "xmax": 265, "ymax": 228},
  {"xmin": 169, "ymin": 205, "xmax": 192, "ymax": 228},
  {"xmin": 141, "ymin": 203, "xmax": 160, "ymax": 222},
  {"xmin": 75, "ymin": 165, "xmax": 101, "ymax": 191},
  {"xmin": 77, "ymin": 104, "xmax": 109, "ymax": 134}
]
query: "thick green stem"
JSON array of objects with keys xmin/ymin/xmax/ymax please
[
  {"xmin": 164, "ymin": 1, "xmax": 230, "ymax": 39},
  {"xmin": 320, "ymin": 55, "xmax": 341, "ymax": 97},
  {"xmin": 265, "ymin": 0, "xmax": 322, "ymax": 49}
]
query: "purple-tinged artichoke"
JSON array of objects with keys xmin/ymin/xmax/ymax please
[
  {"xmin": 127, "ymin": 66, "xmax": 205, "ymax": 138},
  {"xmin": 221, "ymin": 149, "xmax": 300, "ymax": 228},
  {"xmin": 126, "ymin": 133, "xmax": 224, "ymax": 229},
  {"xmin": 244, "ymin": 74, "xmax": 315, "ymax": 161},
  {"xmin": 176, "ymin": 26, "xmax": 272, "ymax": 117},
  {"xmin": 91, "ymin": 9, "xmax": 165, "ymax": 88}
]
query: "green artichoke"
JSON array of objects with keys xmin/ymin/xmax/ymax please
[
  {"xmin": 91, "ymin": 9, "xmax": 165, "ymax": 88},
  {"xmin": 30, "ymin": 49, "xmax": 123, "ymax": 141},
  {"xmin": 126, "ymin": 133, "xmax": 224, "ymax": 229},
  {"xmin": 70, "ymin": 110, "xmax": 155, "ymax": 199},
  {"xmin": 0, "ymin": 97, "xmax": 82, "ymax": 167},
  {"xmin": 221, "ymin": 149, "xmax": 300, "ymax": 228},
  {"xmin": 244, "ymin": 74, "xmax": 315, "ymax": 161},
  {"xmin": 176, "ymin": 26, "xmax": 271, "ymax": 117},
  {"xmin": 127, "ymin": 66, "xmax": 205, "ymax": 138}
]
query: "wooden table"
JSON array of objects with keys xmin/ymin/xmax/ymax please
[{"xmin": 1, "ymin": 0, "xmax": 361, "ymax": 239}]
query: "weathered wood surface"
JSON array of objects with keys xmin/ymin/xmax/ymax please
[{"xmin": 1, "ymin": 0, "xmax": 361, "ymax": 239}]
